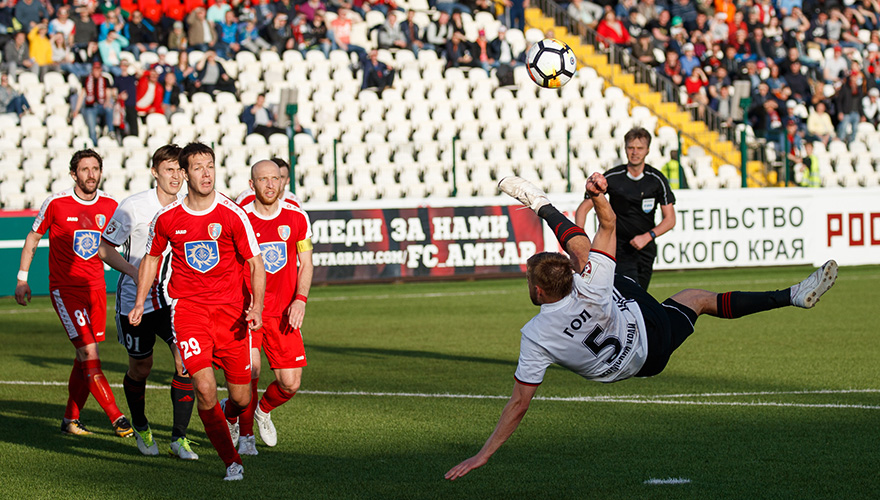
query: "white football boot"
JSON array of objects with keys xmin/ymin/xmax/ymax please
[
  {"xmin": 498, "ymin": 176, "xmax": 550, "ymax": 213},
  {"xmin": 219, "ymin": 398, "xmax": 240, "ymax": 447},
  {"xmin": 238, "ymin": 434, "xmax": 258, "ymax": 456},
  {"xmin": 791, "ymin": 260, "xmax": 838, "ymax": 309},
  {"xmin": 224, "ymin": 462, "xmax": 244, "ymax": 481},
  {"xmin": 254, "ymin": 406, "xmax": 277, "ymax": 447}
]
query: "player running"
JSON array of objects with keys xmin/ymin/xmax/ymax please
[
  {"xmin": 129, "ymin": 142, "xmax": 266, "ymax": 481},
  {"xmin": 97, "ymin": 145, "xmax": 198, "ymax": 459},
  {"xmin": 230, "ymin": 160, "xmax": 313, "ymax": 456},
  {"xmin": 445, "ymin": 175, "xmax": 838, "ymax": 480},
  {"xmin": 15, "ymin": 149, "xmax": 133, "ymax": 438},
  {"xmin": 234, "ymin": 157, "xmax": 303, "ymax": 208}
]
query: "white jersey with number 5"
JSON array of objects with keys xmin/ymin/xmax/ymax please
[
  {"xmin": 514, "ymin": 251, "xmax": 649, "ymax": 385},
  {"xmin": 102, "ymin": 189, "xmax": 183, "ymax": 316}
]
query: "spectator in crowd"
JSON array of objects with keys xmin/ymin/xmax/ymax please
[
  {"xmin": 300, "ymin": 0, "xmax": 328, "ymax": 23},
  {"xmin": 648, "ymin": 9, "xmax": 672, "ymax": 48},
  {"xmin": 73, "ymin": 61, "xmax": 115, "ymax": 146},
  {"xmin": 239, "ymin": 14, "xmax": 273, "ymax": 54},
  {"xmin": 125, "ymin": 10, "xmax": 158, "ymax": 59},
  {"xmin": 187, "ymin": 7, "xmax": 219, "ymax": 52},
  {"xmin": 596, "ymin": 11, "xmax": 630, "ymax": 48},
  {"xmin": 161, "ymin": 72, "xmax": 181, "ymax": 119},
  {"xmin": 862, "ymin": 87, "xmax": 880, "ymax": 126},
  {"xmin": 670, "ymin": 0, "xmax": 698, "ymax": 32},
  {"xmin": 241, "ymin": 93, "xmax": 286, "ymax": 138},
  {"xmin": 806, "ymin": 100, "xmax": 835, "ymax": 145},
  {"xmin": 49, "ymin": 6, "xmax": 76, "ymax": 47},
  {"xmin": 167, "ymin": 21, "xmax": 188, "ymax": 52},
  {"xmin": 62, "ymin": 40, "xmax": 100, "ymax": 78},
  {"xmin": 306, "ymin": 10, "xmax": 332, "ymax": 57},
  {"xmin": 638, "ymin": 0, "xmax": 660, "ymax": 23},
  {"xmin": 3, "ymin": 31, "xmax": 37, "ymax": 80},
  {"xmin": 425, "ymin": 11, "xmax": 451, "ymax": 56},
  {"xmin": 0, "ymin": 0, "xmax": 14, "ymax": 34},
  {"xmin": 150, "ymin": 46, "xmax": 174, "ymax": 81},
  {"xmin": 361, "ymin": 49, "xmax": 394, "ymax": 96},
  {"xmin": 193, "ymin": 50, "xmax": 235, "ymax": 95},
  {"xmin": 329, "ymin": 8, "xmax": 367, "ymax": 59},
  {"xmin": 274, "ymin": 0, "xmax": 297, "ymax": 20},
  {"xmin": 28, "ymin": 22, "xmax": 54, "ymax": 76},
  {"xmin": 135, "ymin": 67, "xmax": 164, "ymax": 118},
  {"xmin": 434, "ymin": 0, "xmax": 471, "ymax": 16},
  {"xmin": 97, "ymin": 30, "xmax": 128, "ymax": 77},
  {"xmin": 217, "ymin": 10, "xmax": 241, "ymax": 58},
  {"xmin": 824, "ymin": 45, "xmax": 849, "ymax": 84},
  {"xmin": 14, "ymin": 0, "xmax": 47, "ymax": 31},
  {"xmin": 624, "ymin": 7, "xmax": 646, "ymax": 40},
  {"xmin": 568, "ymin": 0, "xmax": 603, "ymax": 29},
  {"xmin": 835, "ymin": 73, "xmax": 865, "ymax": 142},
  {"xmin": 99, "ymin": 10, "xmax": 125, "ymax": 42},
  {"xmin": 0, "ymin": 72, "xmax": 30, "ymax": 116},
  {"xmin": 632, "ymin": 32, "xmax": 658, "ymax": 66},
  {"xmin": 679, "ymin": 43, "xmax": 700, "ymax": 76},
  {"xmin": 115, "ymin": 59, "xmax": 140, "ymax": 138},
  {"xmin": 710, "ymin": 83, "xmax": 735, "ymax": 126},
  {"xmin": 263, "ymin": 12, "xmax": 293, "ymax": 53},
  {"xmin": 489, "ymin": 25, "xmax": 517, "ymax": 68},
  {"xmin": 377, "ymin": 10, "xmax": 407, "ymax": 51},
  {"xmin": 684, "ymin": 66, "xmax": 710, "ymax": 115},
  {"xmin": 173, "ymin": 50, "xmax": 196, "ymax": 95},
  {"xmin": 445, "ymin": 32, "xmax": 478, "ymax": 69},
  {"xmin": 207, "ymin": 0, "xmax": 231, "ymax": 24},
  {"xmin": 401, "ymin": 9, "xmax": 427, "ymax": 54},
  {"xmin": 73, "ymin": 9, "xmax": 99, "ymax": 51},
  {"xmin": 253, "ymin": 0, "xmax": 275, "ymax": 27}
]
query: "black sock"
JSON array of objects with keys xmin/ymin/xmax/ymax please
[
  {"xmin": 716, "ymin": 289, "xmax": 791, "ymax": 319},
  {"xmin": 123, "ymin": 373, "xmax": 148, "ymax": 430},
  {"xmin": 537, "ymin": 205, "xmax": 587, "ymax": 249},
  {"xmin": 170, "ymin": 374, "xmax": 195, "ymax": 441}
]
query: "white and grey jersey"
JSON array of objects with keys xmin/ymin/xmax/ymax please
[
  {"xmin": 102, "ymin": 189, "xmax": 183, "ymax": 316},
  {"xmin": 514, "ymin": 251, "xmax": 649, "ymax": 385}
]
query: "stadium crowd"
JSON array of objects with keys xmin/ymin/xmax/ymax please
[
  {"xmin": 0, "ymin": 0, "xmax": 530, "ymax": 148},
  {"xmin": 572, "ymin": 0, "xmax": 880, "ymax": 163}
]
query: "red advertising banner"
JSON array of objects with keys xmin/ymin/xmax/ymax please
[{"xmin": 309, "ymin": 205, "xmax": 545, "ymax": 282}]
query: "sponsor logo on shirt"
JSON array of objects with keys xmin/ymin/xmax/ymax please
[
  {"xmin": 278, "ymin": 225, "xmax": 291, "ymax": 241},
  {"xmin": 641, "ymin": 198, "xmax": 655, "ymax": 213},
  {"xmin": 95, "ymin": 214, "xmax": 106, "ymax": 229},
  {"xmin": 105, "ymin": 219, "xmax": 118, "ymax": 236},
  {"xmin": 260, "ymin": 241, "xmax": 287, "ymax": 274},
  {"xmin": 208, "ymin": 223, "xmax": 222, "ymax": 240},
  {"xmin": 184, "ymin": 240, "xmax": 220, "ymax": 273},
  {"xmin": 175, "ymin": 229, "xmax": 187, "ymax": 234},
  {"xmin": 73, "ymin": 230, "xmax": 100, "ymax": 260},
  {"xmin": 66, "ymin": 217, "xmax": 79, "ymax": 222}
]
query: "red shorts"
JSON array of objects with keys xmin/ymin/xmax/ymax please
[
  {"xmin": 171, "ymin": 299, "xmax": 252, "ymax": 384},
  {"xmin": 50, "ymin": 287, "xmax": 107, "ymax": 349},
  {"xmin": 252, "ymin": 316, "xmax": 307, "ymax": 370}
]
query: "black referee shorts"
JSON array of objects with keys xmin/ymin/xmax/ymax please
[{"xmin": 613, "ymin": 275, "xmax": 699, "ymax": 377}]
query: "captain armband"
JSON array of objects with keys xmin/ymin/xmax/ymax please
[{"xmin": 296, "ymin": 238, "xmax": 313, "ymax": 252}]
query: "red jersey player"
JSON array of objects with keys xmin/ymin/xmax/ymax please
[
  {"xmin": 234, "ymin": 157, "xmax": 304, "ymax": 208},
  {"xmin": 232, "ymin": 160, "xmax": 313, "ymax": 456},
  {"xmin": 130, "ymin": 143, "xmax": 266, "ymax": 481},
  {"xmin": 15, "ymin": 149, "xmax": 134, "ymax": 438}
]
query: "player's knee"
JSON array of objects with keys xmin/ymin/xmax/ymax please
[
  {"xmin": 128, "ymin": 357, "xmax": 152, "ymax": 380},
  {"xmin": 278, "ymin": 373, "xmax": 301, "ymax": 394},
  {"xmin": 231, "ymin": 392, "xmax": 251, "ymax": 408}
]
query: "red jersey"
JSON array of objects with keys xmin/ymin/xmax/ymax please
[
  {"xmin": 147, "ymin": 193, "xmax": 260, "ymax": 305},
  {"xmin": 235, "ymin": 189, "xmax": 303, "ymax": 209},
  {"xmin": 242, "ymin": 201, "xmax": 312, "ymax": 317},
  {"xmin": 32, "ymin": 188, "xmax": 118, "ymax": 290}
]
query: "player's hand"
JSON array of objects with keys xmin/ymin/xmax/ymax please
[
  {"xmin": 128, "ymin": 304, "xmax": 144, "ymax": 326},
  {"xmin": 630, "ymin": 233, "xmax": 652, "ymax": 251},
  {"xmin": 287, "ymin": 300, "xmax": 306, "ymax": 331},
  {"xmin": 247, "ymin": 307, "xmax": 263, "ymax": 331},
  {"xmin": 585, "ymin": 172, "xmax": 608, "ymax": 197},
  {"xmin": 445, "ymin": 455, "xmax": 488, "ymax": 481},
  {"xmin": 14, "ymin": 281, "xmax": 31, "ymax": 306}
]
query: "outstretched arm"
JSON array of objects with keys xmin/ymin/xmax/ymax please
[
  {"xmin": 287, "ymin": 248, "xmax": 313, "ymax": 330},
  {"xmin": 586, "ymin": 173, "xmax": 616, "ymax": 259},
  {"xmin": 98, "ymin": 240, "xmax": 138, "ymax": 283},
  {"xmin": 445, "ymin": 381, "xmax": 538, "ymax": 481},
  {"xmin": 14, "ymin": 230, "xmax": 43, "ymax": 306},
  {"xmin": 129, "ymin": 253, "xmax": 160, "ymax": 325},
  {"xmin": 574, "ymin": 197, "xmax": 593, "ymax": 228}
]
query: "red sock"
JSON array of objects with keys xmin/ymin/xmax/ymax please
[
  {"xmin": 64, "ymin": 360, "xmax": 90, "ymax": 421},
  {"xmin": 224, "ymin": 397, "xmax": 245, "ymax": 424},
  {"xmin": 239, "ymin": 379, "xmax": 259, "ymax": 436},
  {"xmin": 258, "ymin": 380, "xmax": 295, "ymax": 413},
  {"xmin": 199, "ymin": 403, "xmax": 242, "ymax": 467},
  {"xmin": 81, "ymin": 359, "xmax": 123, "ymax": 423}
]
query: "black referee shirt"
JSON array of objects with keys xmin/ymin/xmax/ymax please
[{"xmin": 601, "ymin": 164, "xmax": 675, "ymax": 243}]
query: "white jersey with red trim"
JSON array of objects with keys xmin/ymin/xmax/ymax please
[
  {"xmin": 235, "ymin": 189, "xmax": 303, "ymax": 209},
  {"xmin": 102, "ymin": 189, "xmax": 184, "ymax": 316},
  {"xmin": 32, "ymin": 188, "xmax": 117, "ymax": 290},
  {"xmin": 147, "ymin": 193, "xmax": 260, "ymax": 305},
  {"xmin": 514, "ymin": 251, "xmax": 649, "ymax": 385}
]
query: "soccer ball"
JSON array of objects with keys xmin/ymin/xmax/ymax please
[{"xmin": 526, "ymin": 38, "xmax": 577, "ymax": 89}]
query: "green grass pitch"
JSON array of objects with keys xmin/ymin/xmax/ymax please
[{"xmin": 2, "ymin": 264, "xmax": 879, "ymax": 499}]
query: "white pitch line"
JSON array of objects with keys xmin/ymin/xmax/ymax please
[
  {"xmin": 2, "ymin": 381, "xmax": 879, "ymax": 410},
  {"xmin": 644, "ymin": 478, "xmax": 692, "ymax": 485}
]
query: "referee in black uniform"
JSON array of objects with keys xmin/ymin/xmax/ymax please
[{"xmin": 575, "ymin": 127, "xmax": 676, "ymax": 290}]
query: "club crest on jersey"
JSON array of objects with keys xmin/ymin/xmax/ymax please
[
  {"xmin": 260, "ymin": 242, "xmax": 287, "ymax": 274},
  {"xmin": 184, "ymin": 241, "xmax": 220, "ymax": 273},
  {"xmin": 104, "ymin": 219, "xmax": 118, "ymax": 236},
  {"xmin": 73, "ymin": 230, "xmax": 100, "ymax": 260},
  {"xmin": 95, "ymin": 214, "xmax": 106, "ymax": 229},
  {"xmin": 278, "ymin": 225, "xmax": 291, "ymax": 241},
  {"xmin": 642, "ymin": 198, "xmax": 655, "ymax": 213},
  {"xmin": 581, "ymin": 260, "xmax": 594, "ymax": 283},
  {"xmin": 208, "ymin": 223, "xmax": 222, "ymax": 240}
]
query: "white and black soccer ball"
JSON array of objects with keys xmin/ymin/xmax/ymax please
[{"xmin": 526, "ymin": 38, "xmax": 577, "ymax": 89}]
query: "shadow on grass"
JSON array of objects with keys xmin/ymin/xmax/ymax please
[
  {"xmin": 307, "ymin": 344, "xmax": 538, "ymax": 368},
  {"xmin": 14, "ymin": 355, "xmax": 178, "ymax": 381}
]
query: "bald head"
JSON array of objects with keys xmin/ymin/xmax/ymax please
[{"xmin": 250, "ymin": 160, "xmax": 282, "ymax": 206}]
